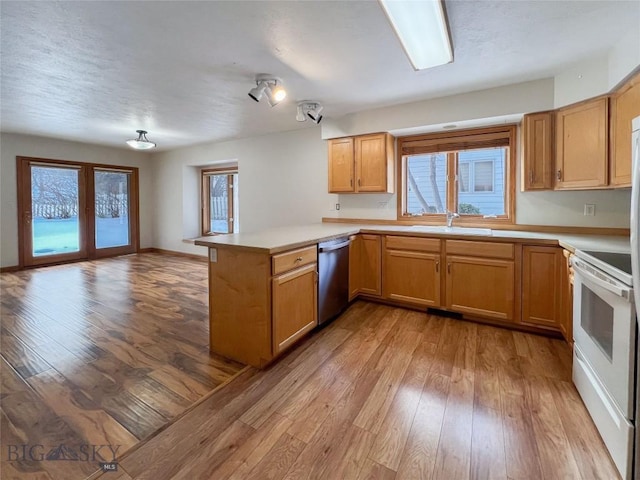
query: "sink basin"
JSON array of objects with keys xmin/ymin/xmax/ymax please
[{"xmin": 410, "ymin": 225, "xmax": 492, "ymax": 236}]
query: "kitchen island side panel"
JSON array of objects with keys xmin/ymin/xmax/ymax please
[{"xmin": 209, "ymin": 246, "xmax": 272, "ymax": 367}]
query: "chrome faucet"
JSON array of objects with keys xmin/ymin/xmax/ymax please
[{"xmin": 446, "ymin": 210, "xmax": 460, "ymax": 228}]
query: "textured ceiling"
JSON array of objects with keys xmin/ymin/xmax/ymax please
[{"xmin": 1, "ymin": 1, "xmax": 638, "ymax": 151}]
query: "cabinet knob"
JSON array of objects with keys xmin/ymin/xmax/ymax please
[
  {"xmin": 529, "ymin": 171, "xmax": 534, "ymax": 184},
  {"xmin": 435, "ymin": 260, "xmax": 440, "ymax": 273},
  {"xmin": 350, "ymin": 179, "xmax": 353, "ymax": 187},
  {"xmin": 357, "ymin": 178, "xmax": 361, "ymax": 187},
  {"xmin": 557, "ymin": 170, "xmax": 562, "ymax": 180},
  {"xmin": 447, "ymin": 263, "xmax": 451, "ymax": 274},
  {"xmin": 295, "ymin": 257, "xmax": 303, "ymax": 262}
]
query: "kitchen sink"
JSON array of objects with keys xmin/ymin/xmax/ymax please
[{"xmin": 410, "ymin": 225, "xmax": 492, "ymax": 236}]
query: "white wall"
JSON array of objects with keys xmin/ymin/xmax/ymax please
[
  {"xmin": 553, "ymin": 55, "xmax": 609, "ymax": 108},
  {"xmin": 151, "ymin": 126, "xmax": 335, "ymax": 256},
  {"xmin": 0, "ymin": 133, "xmax": 154, "ymax": 267},
  {"xmin": 608, "ymin": 28, "xmax": 640, "ymax": 90},
  {"xmin": 321, "ymin": 78, "xmax": 555, "ymax": 140}
]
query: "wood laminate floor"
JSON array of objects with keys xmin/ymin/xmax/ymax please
[
  {"xmin": 0, "ymin": 253, "xmax": 245, "ymax": 480},
  {"xmin": 104, "ymin": 301, "xmax": 618, "ymax": 480}
]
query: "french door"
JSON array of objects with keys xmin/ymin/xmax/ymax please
[{"xmin": 17, "ymin": 157, "xmax": 139, "ymax": 267}]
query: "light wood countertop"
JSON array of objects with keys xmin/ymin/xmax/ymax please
[{"xmin": 194, "ymin": 223, "xmax": 629, "ymax": 255}]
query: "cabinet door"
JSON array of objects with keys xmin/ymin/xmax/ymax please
[
  {"xmin": 355, "ymin": 133, "xmax": 393, "ymax": 193},
  {"xmin": 521, "ymin": 246, "xmax": 562, "ymax": 329},
  {"xmin": 445, "ymin": 256, "xmax": 515, "ymax": 321},
  {"xmin": 328, "ymin": 138, "xmax": 355, "ymax": 193},
  {"xmin": 348, "ymin": 235, "xmax": 360, "ymax": 300},
  {"xmin": 359, "ymin": 234, "xmax": 382, "ymax": 296},
  {"xmin": 272, "ymin": 263, "xmax": 318, "ymax": 354},
  {"xmin": 610, "ymin": 73, "xmax": 640, "ymax": 187},
  {"xmin": 522, "ymin": 111, "xmax": 554, "ymax": 190},
  {"xmin": 384, "ymin": 249, "xmax": 441, "ymax": 307},
  {"xmin": 555, "ymin": 97, "xmax": 608, "ymax": 189}
]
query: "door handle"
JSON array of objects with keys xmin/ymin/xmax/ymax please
[
  {"xmin": 529, "ymin": 171, "xmax": 534, "ymax": 184},
  {"xmin": 435, "ymin": 260, "xmax": 439, "ymax": 273},
  {"xmin": 447, "ymin": 262, "xmax": 451, "ymax": 274},
  {"xmin": 557, "ymin": 170, "xmax": 562, "ymax": 181},
  {"xmin": 358, "ymin": 178, "xmax": 361, "ymax": 187}
]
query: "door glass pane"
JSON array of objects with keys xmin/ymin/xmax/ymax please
[
  {"xmin": 457, "ymin": 148, "xmax": 505, "ymax": 216},
  {"xmin": 406, "ymin": 153, "xmax": 447, "ymax": 214},
  {"xmin": 581, "ymin": 284, "xmax": 614, "ymax": 361},
  {"xmin": 209, "ymin": 174, "xmax": 231, "ymax": 233},
  {"xmin": 95, "ymin": 170, "xmax": 130, "ymax": 249},
  {"xmin": 31, "ymin": 166, "xmax": 80, "ymax": 256}
]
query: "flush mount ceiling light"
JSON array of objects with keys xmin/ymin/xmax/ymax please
[
  {"xmin": 248, "ymin": 75, "xmax": 287, "ymax": 107},
  {"xmin": 126, "ymin": 130, "xmax": 156, "ymax": 150},
  {"xmin": 379, "ymin": 0, "xmax": 453, "ymax": 71},
  {"xmin": 296, "ymin": 102, "xmax": 323, "ymax": 124}
]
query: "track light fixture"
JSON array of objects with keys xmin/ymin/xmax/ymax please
[
  {"xmin": 296, "ymin": 102, "xmax": 323, "ymax": 124},
  {"xmin": 248, "ymin": 75, "xmax": 287, "ymax": 107},
  {"xmin": 126, "ymin": 130, "xmax": 156, "ymax": 150}
]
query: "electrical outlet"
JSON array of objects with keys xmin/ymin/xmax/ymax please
[
  {"xmin": 584, "ymin": 204, "xmax": 595, "ymax": 216},
  {"xmin": 377, "ymin": 201, "xmax": 388, "ymax": 209}
]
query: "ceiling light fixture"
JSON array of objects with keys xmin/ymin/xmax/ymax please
[
  {"xmin": 126, "ymin": 130, "xmax": 156, "ymax": 150},
  {"xmin": 378, "ymin": 0, "xmax": 453, "ymax": 71},
  {"xmin": 296, "ymin": 102, "xmax": 323, "ymax": 124},
  {"xmin": 248, "ymin": 75, "xmax": 287, "ymax": 107}
]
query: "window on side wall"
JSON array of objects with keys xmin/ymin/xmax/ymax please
[
  {"xmin": 201, "ymin": 167, "xmax": 238, "ymax": 235},
  {"xmin": 399, "ymin": 125, "xmax": 516, "ymax": 223}
]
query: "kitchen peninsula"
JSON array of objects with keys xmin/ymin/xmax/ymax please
[{"xmin": 195, "ymin": 223, "xmax": 629, "ymax": 367}]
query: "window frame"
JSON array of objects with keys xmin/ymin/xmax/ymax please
[
  {"xmin": 201, "ymin": 167, "xmax": 237, "ymax": 236},
  {"xmin": 397, "ymin": 125, "xmax": 517, "ymax": 225}
]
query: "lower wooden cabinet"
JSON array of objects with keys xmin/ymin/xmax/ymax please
[
  {"xmin": 349, "ymin": 234, "xmax": 381, "ymax": 298},
  {"xmin": 383, "ymin": 236, "xmax": 441, "ymax": 307},
  {"xmin": 272, "ymin": 263, "xmax": 318, "ymax": 354},
  {"xmin": 208, "ymin": 244, "xmax": 318, "ymax": 367},
  {"xmin": 445, "ymin": 255, "xmax": 515, "ymax": 321},
  {"xmin": 521, "ymin": 246, "xmax": 562, "ymax": 329}
]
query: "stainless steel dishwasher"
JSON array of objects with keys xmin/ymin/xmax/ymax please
[{"xmin": 318, "ymin": 237, "xmax": 351, "ymax": 325}]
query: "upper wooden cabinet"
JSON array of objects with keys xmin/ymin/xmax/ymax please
[
  {"xmin": 522, "ymin": 111, "xmax": 554, "ymax": 190},
  {"xmin": 328, "ymin": 133, "xmax": 394, "ymax": 193},
  {"xmin": 610, "ymin": 72, "xmax": 640, "ymax": 187},
  {"xmin": 328, "ymin": 137, "xmax": 355, "ymax": 192},
  {"xmin": 555, "ymin": 96, "xmax": 609, "ymax": 189}
]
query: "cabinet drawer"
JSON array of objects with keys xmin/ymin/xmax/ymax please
[
  {"xmin": 445, "ymin": 240, "xmax": 514, "ymax": 259},
  {"xmin": 385, "ymin": 236, "xmax": 441, "ymax": 253},
  {"xmin": 272, "ymin": 245, "xmax": 318, "ymax": 275}
]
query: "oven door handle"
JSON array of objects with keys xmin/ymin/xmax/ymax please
[{"xmin": 572, "ymin": 260, "xmax": 631, "ymax": 299}]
